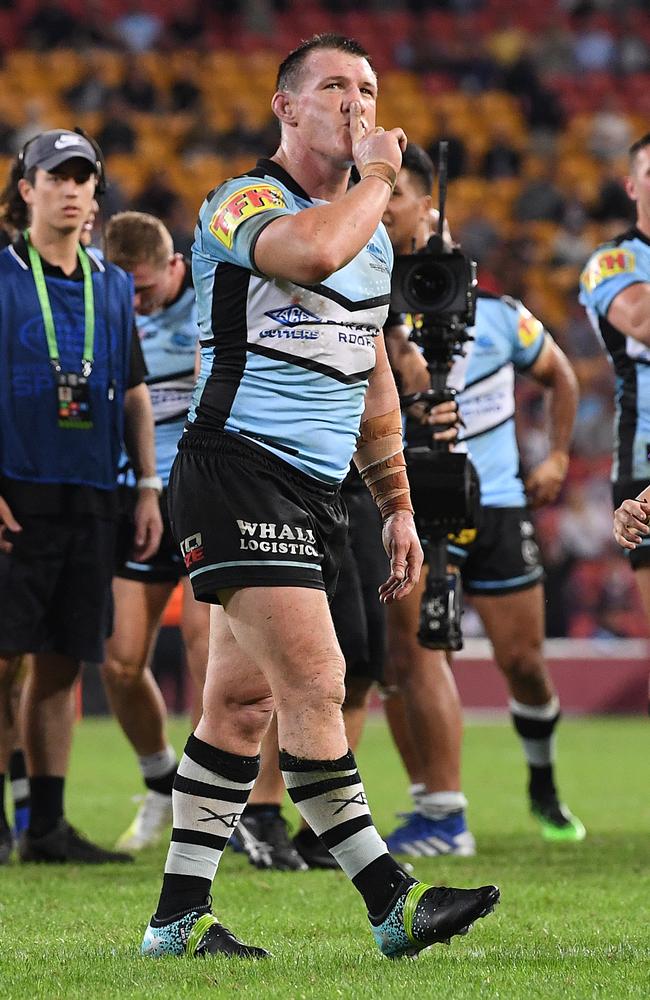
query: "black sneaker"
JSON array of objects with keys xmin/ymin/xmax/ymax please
[
  {"xmin": 19, "ymin": 818, "xmax": 133, "ymax": 863},
  {"xmin": 370, "ymin": 881, "xmax": 500, "ymax": 958},
  {"xmin": 142, "ymin": 906, "xmax": 270, "ymax": 958},
  {"xmin": 0, "ymin": 825, "xmax": 12, "ymax": 864},
  {"xmin": 292, "ymin": 827, "xmax": 338, "ymax": 870},
  {"xmin": 232, "ymin": 811, "xmax": 308, "ymax": 871}
]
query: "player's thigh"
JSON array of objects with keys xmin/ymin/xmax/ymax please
[
  {"xmin": 220, "ymin": 585, "xmax": 345, "ymax": 703},
  {"xmin": 202, "ymin": 603, "xmax": 273, "ymax": 709},
  {"xmin": 106, "ymin": 576, "xmax": 174, "ymax": 668},
  {"xmin": 472, "ymin": 583, "xmax": 545, "ymax": 667}
]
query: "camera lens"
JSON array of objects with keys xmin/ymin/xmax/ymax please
[{"xmin": 407, "ymin": 261, "xmax": 457, "ymax": 312}]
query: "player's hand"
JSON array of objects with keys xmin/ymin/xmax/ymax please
[
  {"xmin": 0, "ymin": 495, "xmax": 22, "ymax": 554},
  {"xmin": 613, "ymin": 498, "xmax": 650, "ymax": 550},
  {"xmin": 132, "ymin": 489, "xmax": 163, "ymax": 562},
  {"xmin": 379, "ymin": 510, "xmax": 423, "ymax": 603},
  {"xmin": 421, "ymin": 399, "xmax": 461, "ymax": 443},
  {"xmin": 524, "ymin": 451, "xmax": 569, "ymax": 508},
  {"xmin": 349, "ymin": 101, "xmax": 406, "ymax": 179}
]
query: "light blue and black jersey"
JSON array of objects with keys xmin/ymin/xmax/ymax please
[
  {"xmin": 189, "ymin": 158, "xmax": 393, "ymax": 484},
  {"xmin": 122, "ymin": 265, "xmax": 199, "ymax": 486},
  {"xmin": 456, "ymin": 291, "xmax": 546, "ymax": 507},
  {"xmin": 579, "ymin": 228, "xmax": 650, "ymax": 481}
]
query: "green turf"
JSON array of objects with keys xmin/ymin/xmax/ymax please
[{"xmin": 1, "ymin": 715, "xmax": 649, "ymax": 999}]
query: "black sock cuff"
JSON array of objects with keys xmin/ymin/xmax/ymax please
[
  {"xmin": 243, "ymin": 803, "xmax": 281, "ymax": 817},
  {"xmin": 511, "ymin": 711, "xmax": 560, "ymax": 740},
  {"xmin": 184, "ymin": 734, "xmax": 260, "ymax": 783},
  {"xmin": 279, "ymin": 749, "xmax": 356, "ymax": 773}
]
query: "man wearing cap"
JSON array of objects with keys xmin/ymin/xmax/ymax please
[{"xmin": 0, "ymin": 129, "xmax": 162, "ymax": 863}]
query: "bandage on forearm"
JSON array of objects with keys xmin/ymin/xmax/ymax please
[
  {"xmin": 359, "ymin": 161, "xmax": 398, "ymax": 192},
  {"xmin": 353, "ymin": 410, "xmax": 413, "ymax": 519}
]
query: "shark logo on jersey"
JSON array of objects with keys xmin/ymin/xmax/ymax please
[
  {"xmin": 264, "ymin": 305, "xmax": 321, "ymax": 326},
  {"xmin": 366, "ymin": 240, "xmax": 390, "ymax": 273}
]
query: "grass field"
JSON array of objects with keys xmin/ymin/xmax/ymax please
[{"xmin": 1, "ymin": 714, "xmax": 649, "ymax": 999}]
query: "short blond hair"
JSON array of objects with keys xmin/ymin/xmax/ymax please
[{"xmin": 105, "ymin": 211, "xmax": 173, "ymax": 271}]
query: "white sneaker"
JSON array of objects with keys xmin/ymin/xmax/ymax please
[{"xmin": 115, "ymin": 790, "xmax": 173, "ymax": 851}]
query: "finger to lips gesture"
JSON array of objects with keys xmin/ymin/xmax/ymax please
[{"xmin": 350, "ymin": 101, "xmax": 406, "ymax": 175}]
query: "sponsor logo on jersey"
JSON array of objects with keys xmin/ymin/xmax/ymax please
[
  {"xmin": 517, "ymin": 312, "xmax": 544, "ymax": 348},
  {"xmin": 448, "ymin": 527, "xmax": 477, "ymax": 546},
  {"xmin": 264, "ymin": 304, "xmax": 321, "ymax": 326},
  {"xmin": 580, "ymin": 248, "xmax": 636, "ymax": 293},
  {"xmin": 209, "ymin": 183, "xmax": 286, "ymax": 249}
]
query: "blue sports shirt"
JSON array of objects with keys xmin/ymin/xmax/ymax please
[
  {"xmin": 189, "ymin": 159, "xmax": 393, "ymax": 484},
  {"xmin": 579, "ymin": 227, "xmax": 650, "ymax": 481},
  {"xmin": 457, "ymin": 291, "xmax": 546, "ymax": 507},
  {"xmin": 122, "ymin": 265, "xmax": 199, "ymax": 486}
]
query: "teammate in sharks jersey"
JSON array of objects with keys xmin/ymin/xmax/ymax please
[
  {"xmin": 101, "ymin": 212, "xmax": 209, "ymax": 853},
  {"xmin": 141, "ymin": 34, "xmax": 498, "ymax": 964},
  {"xmin": 582, "ymin": 135, "xmax": 650, "ymax": 659}
]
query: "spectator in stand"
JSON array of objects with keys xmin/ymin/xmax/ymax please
[
  {"xmin": 97, "ymin": 96, "xmax": 137, "ymax": 157},
  {"xmin": 169, "ymin": 71, "xmax": 202, "ymax": 114},
  {"xmin": 24, "ymin": 0, "xmax": 82, "ymax": 50},
  {"xmin": 117, "ymin": 58, "xmax": 159, "ymax": 115},
  {"xmin": 514, "ymin": 157, "xmax": 565, "ymax": 223},
  {"xmin": 165, "ymin": 2, "xmax": 206, "ymax": 49},
  {"xmin": 426, "ymin": 112, "xmax": 467, "ymax": 180},
  {"xmin": 457, "ymin": 206, "xmax": 499, "ymax": 265},
  {"xmin": 588, "ymin": 97, "xmax": 632, "ymax": 163},
  {"xmin": 481, "ymin": 125, "xmax": 522, "ymax": 180},
  {"xmin": 132, "ymin": 171, "xmax": 182, "ymax": 228},
  {"xmin": 590, "ymin": 162, "xmax": 635, "ymax": 224},
  {"xmin": 570, "ymin": 7, "xmax": 617, "ymax": 73},
  {"xmin": 65, "ymin": 53, "xmax": 115, "ymax": 115},
  {"xmin": 112, "ymin": 1, "xmax": 164, "ymax": 53}
]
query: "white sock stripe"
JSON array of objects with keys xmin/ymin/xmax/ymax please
[
  {"xmin": 289, "ymin": 781, "xmax": 369, "ymax": 834},
  {"xmin": 509, "ymin": 696, "xmax": 560, "ymax": 721},
  {"xmin": 11, "ymin": 777, "xmax": 29, "ymax": 800},
  {"xmin": 138, "ymin": 745, "xmax": 177, "ymax": 781},
  {"xmin": 329, "ymin": 826, "xmax": 388, "ymax": 879},
  {"xmin": 172, "ymin": 788, "xmax": 244, "ymax": 834},
  {"xmin": 177, "ymin": 754, "xmax": 257, "ymax": 791},
  {"xmin": 521, "ymin": 736, "xmax": 556, "ymax": 767},
  {"xmin": 280, "ymin": 766, "xmax": 358, "ymax": 790},
  {"xmin": 164, "ymin": 842, "xmax": 221, "ymax": 879}
]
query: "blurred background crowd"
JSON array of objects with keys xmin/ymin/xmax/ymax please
[{"xmin": 1, "ymin": 0, "xmax": 648, "ymax": 639}]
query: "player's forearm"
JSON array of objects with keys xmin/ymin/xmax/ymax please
[
  {"xmin": 123, "ymin": 383, "xmax": 157, "ymax": 479},
  {"xmin": 254, "ymin": 177, "xmax": 391, "ymax": 284},
  {"xmin": 546, "ymin": 358, "xmax": 579, "ymax": 458}
]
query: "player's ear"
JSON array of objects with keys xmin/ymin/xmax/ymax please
[
  {"xmin": 624, "ymin": 174, "xmax": 637, "ymax": 202},
  {"xmin": 272, "ymin": 91, "xmax": 298, "ymax": 128}
]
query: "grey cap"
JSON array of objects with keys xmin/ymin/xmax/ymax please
[{"xmin": 23, "ymin": 130, "xmax": 99, "ymax": 173}]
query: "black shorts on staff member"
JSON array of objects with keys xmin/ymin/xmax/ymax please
[
  {"xmin": 447, "ymin": 505, "xmax": 545, "ymax": 596},
  {"xmin": 168, "ymin": 429, "xmax": 347, "ymax": 604}
]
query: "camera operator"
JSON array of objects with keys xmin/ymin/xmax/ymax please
[{"xmin": 381, "ymin": 144, "xmax": 585, "ymax": 856}]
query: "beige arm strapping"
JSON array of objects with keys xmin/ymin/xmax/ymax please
[{"xmin": 353, "ymin": 409, "xmax": 413, "ymax": 520}]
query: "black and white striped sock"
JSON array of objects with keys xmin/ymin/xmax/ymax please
[
  {"xmin": 280, "ymin": 749, "xmax": 409, "ymax": 915},
  {"xmin": 510, "ymin": 696, "xmax": 561, "ymax": 800},
  {"xmin": 155, "ymin": 734, "xmax": 259, "ymax": 921}
]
